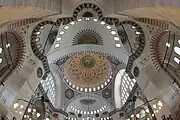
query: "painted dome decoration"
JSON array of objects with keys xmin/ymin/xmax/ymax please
[{"xmin": 63, "ymin": 51, "xmax": 112, "ymax": 92}]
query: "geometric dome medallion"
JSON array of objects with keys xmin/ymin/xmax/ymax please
[{"xmin": 63, "ymin": 51, "xmax": 112, "ymax": 92}]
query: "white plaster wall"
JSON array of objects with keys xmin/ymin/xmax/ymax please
[
  {"xmin": 2, "ymin": 0, "xmax": 62, "ymax": 12},
  {"xmin": 115, "ymin": 0, "xmax": 180, "ymax": 12}
]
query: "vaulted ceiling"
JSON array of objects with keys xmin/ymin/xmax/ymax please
[{"xmin": 0, "ymin": 0, "xmax": 180, "ymax": 120}]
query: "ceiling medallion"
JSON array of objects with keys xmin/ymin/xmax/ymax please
[
  {"xmin": 102, "ymin": 89, "xmax": 111, "ymax": 98},
  {"xmin": 133, "ymin": 66, "xmax": 140, "ymax": 77},
  {"xmin": 37, "ymin": 67, "xmax": 43, "ymax": 78},
  {"xmin": 65, "ymin": 89, "xmax": 74, "ymax": 99},
  {"xmin": 80, "ymin": 55, "xmax": 96, "ymax": 69},
  {"xmin": 63, "ymin": 52, "xmax": 112, "ymax": 92}
]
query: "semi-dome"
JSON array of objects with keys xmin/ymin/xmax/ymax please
[{"xmin": 0, "ymin": 31, "xmax": 25, "ymax": 83}]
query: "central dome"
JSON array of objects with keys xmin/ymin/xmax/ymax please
[{"xmin": 63, "ymin": 52, "xmax": 112, "ymax": 92}]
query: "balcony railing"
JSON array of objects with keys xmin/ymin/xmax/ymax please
[
  {"xmin": 0, "ymin": 93, "xmax": 6, "ymax": 104},
  {"xmin": 0, "ymin": 85, "xmax": 6, "ymax": 104}
]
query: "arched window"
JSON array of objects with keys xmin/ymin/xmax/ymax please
[
  {"xmin": 174, "ymin": 57, "xmax": 180, "ymax": 64},
  {"xmin": 115, "ymin": 69, "xmax": 136, "ymax": 106},
  {"xmin": 41, "ymin": 73, "xmax": 56, "ymax": 105},
  {"xmin": 178, "ymin": 39, "xmax": 180, "ymax": 44},
  {"xmin": 174, "ymin": 46, "xmax": 180, "ymax": 56},
  {"xmin": 139, "ymin": 109, "xmax": 146, "ymax": 118}
]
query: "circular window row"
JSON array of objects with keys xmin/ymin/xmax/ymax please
[
  {"xmin": 70, "ymin": 105, "xmax": 107, "ymax": 115},
  {"xmin": 0, "ymin": 47, "xmax": 2, "ymax": 54},
  {"xmin": 127, "ymin": 22, "xmax": 143, "ymax": 35},
  {"xmin": 98, "ymin": 20, "xmax": 120, "ymax": 48},
  {"xmin": 174, "ymin": 41, "xmax": 180, "ymax": 64},
  {"xmin": 0, "ymin": 44, "xmax": 11, "ymax": 64},
  {"xmin": 0, "ymin": 57, "xmax": 2, "ymax": 64},
  {"xmin": 64, "ymin": 74, "xmax": 112, "ymax": 92},
  {"xmin": 0, "ymin": 43, "xmax": 11, "ymax": 53},
  {"xmin": 54, "ymin": 17, "xmax": 121, "ymax": 49},
  {"xmin": 65, "ymin": 117, "xmax": 111, "ymax": 120},
  {"xmin": 131, "ymin": 25, "xmax": 143, "ymax": 36},
  {"xmin": 54, "ymin": 20, "xmax": 77, "ymax": 48},
  {"xmin": 166, "ymin": 39, "xmax": 180, "ymax": 64},
  {"xmin": 100, "ymin": 117, "xmax": 111, "ymax": 120},
  {"xmin": 31, "ymin": 21, "xmax": 56, "ymax": 57}
]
